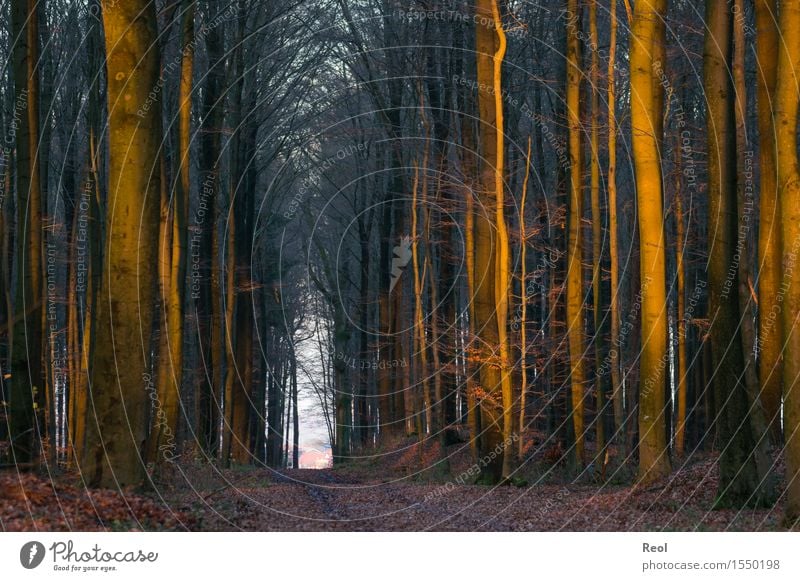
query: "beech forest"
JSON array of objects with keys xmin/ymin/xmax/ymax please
[{"xmin": 1, "ymin": 0, "xmax": 800, "ymax": 532}]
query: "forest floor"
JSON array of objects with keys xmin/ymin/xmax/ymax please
[
  {"xmin": 1, "ymin": 437, "xmax": 792, "ymax": 531},
  {"xmin": 172, "ymin": 455, "xmax": 788, "ymax": 532}
]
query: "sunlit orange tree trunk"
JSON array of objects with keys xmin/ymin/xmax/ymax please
[
  {"xmin": 630, "ymin": 0, "xmax": 671, "ymax": 485},
  {"xmin": 755, "ymin": 0, "xmax": 783, "ymax": 442},
  {"xmin": 775, "ymin": 0, "xmax": 800, "ymax": 525},
  {"xmin": 565, "ymin": 0, "xmax": 586, "ymax": 470},
  {"xmin": 150, "ymin": 0, "xmax": 194, "ymax": 464},
  {"xmin": 474, "ymin": 0, "xmax": 513, "ymax": 482},
  {"xmin": 83, "ymin": 0, "xmax": 162, "ymax": 487}
]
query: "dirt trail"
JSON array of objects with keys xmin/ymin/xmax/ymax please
[
  {"xmin": 184, "ymin": 457, "xmax": 786, "ymax": 531},
  {"xmin": 2, "ymin": 456, "xmax": 787, "ymax": 531}
]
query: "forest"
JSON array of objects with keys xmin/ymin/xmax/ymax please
[{"xmin": 1, "ymin": 0, "xmax": 799, "ymax": 532}]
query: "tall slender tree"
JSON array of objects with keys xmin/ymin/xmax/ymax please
[
  {"xmin": 473, "ymin": 0, "xmax": 512, "ymax": 482},
  {"xmin": 755, "ymin": 0, "xmax": 783, "ymax": 443},
  {"xmin": 630, "ymin": 0, "xmax": 671, "ymax": 485},
  {"xmin": 83, "ymin": 0, "xmax": 162, "ymax": 487},
  {"xmin": 776, "ymin": 0, "xmax": 800, "ymax": 524},
  {"xmin": 150, "ymin": 0, "xmax": 195, "ymax": 463},
  {"xmin": 8, "ymin": 0, "xmax": 44, "ymax": 465},
  {"xmin": 566, "ymin": 0, "xmax": 586, "ymax": 469},
  {"xmin": 705, "ymin": 0, "xmax": 773, "ymax": 507},
  {"xmin": 608, "ymin": 0, "xmax": 625, "ymax": 455},
  {"xmin": 589, "ymin": 0, "xmax": 607, "ymax": 470}
]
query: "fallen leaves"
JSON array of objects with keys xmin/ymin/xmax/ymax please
[
  {"xmin": 0, "ymin": 471, "xmax": 194, "ymax": 531},
  {"xmin": 0, "ymin": 449, "xmax": 789, "ymax": 531}
]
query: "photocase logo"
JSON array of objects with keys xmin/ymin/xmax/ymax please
[
  {"xmin": 390, "ymin": 235, "xmax": 412, "ymax": 292},
  {"xmin": 20, "ymin": 541, "xmax": 46, "ymax": 569}
]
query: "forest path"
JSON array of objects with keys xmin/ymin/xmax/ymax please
[
  {"xmin": 183, "ymin": 456, "xmax": 783, "ymax": 531},
  {"xmin": 270, "ymin": 469, "xmax": 353, "ymax": 522},
  {"xmin": 0, "ymin": 457, "xmax": 786, "ymax": 531}
]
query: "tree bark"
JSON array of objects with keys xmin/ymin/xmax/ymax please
[
  {"xmin": 589, "ymin": 0, "xmax": 607, "ymax": 472},
  {"xmin": 705, "ymin": 0, "xmax": 773, "ymax": 507},
  {"xmin": 473, "ymin": 0, "xmax": 512, "ymax": 482},
  {"xmin": 630, "ymin": 0, "xmax": 671, "ymax": 485},
  {"xmin": 674, "ymin": 174, "xmax": 688, "ymax": 457},
  {"xmin": 518, "ymin": 137, "xmax": 531, "ymax": 458},
  {"xmin": 566, "ymin": 0, "xmax": 586, "ymax": 470},
  {"xmin": 775, "ymin": 0, "xmax": 800, "ymax": 524},
  {"xmin": 150, "ymin": 0, "xmax": 194, "ymax": 463},
  {"xmin": 9, "ymin": 0, "xmax": 44, "ymax": 466},
  {"xmin": 755, "ymin": 0, "xmax": 783, "ymax": 443},
  {"xmin": 608, "ymin": 0, "xmax": 625, "ymax": 457},
  {"xmin": 83, "ymin": 0, "xmax": 162, "ymax": 487}
]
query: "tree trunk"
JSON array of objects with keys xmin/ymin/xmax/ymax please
[
  {"xmin": 9, "ymin": 0, "xmax": 44, "ymax": 466},
  {"xmin": 198, "ymin": 1, "xmax": 224, "ymax": 456},
  {"xmin": 705, "ymin": 0, "xmax": 773, "ymax": 507},
  {"xmin": 518, "ymin": 137, "xmax": 531, "ymax": 458},
  {"xmin": 755, "ymin": 0, "xmax": 783, "ymax": 443},
  {"xmin": 674, "ymin": 176, "xmax": 688, "ymax": 457},
  {"xmin": 473, "ymin": 0, "xmax": 512, "ymax": 482},
  {"xmin": 566, "ymin": 0, "xmax": 586, "ymax": 470},
  {"xmin": 775, "ymin": 0, "xmax": 800, "ymax": 525},
  {"xmin": 83, "ymin": 0, "xmax": 162, "ymax": 487},
  {"xmin": 732, "ymin": 0, "xmax": 776, "ymax": 500},
  {"xmin": 589, "ymin": 0, "xmax": 607, "ymax": 472},
  {"xmin": 630, "ymin": 0, "xmax": 671, "ymax": 485},
  {"xmin": 461, "ymin": 92, "xmax": 480, "ymax": 461},
  {"xmin": 150, "ymin": 0, "xmax": 194, "ymax": 463},
  {"xmin": 412, "ymin": 161, "xmax": 429, "ymax": 439},
  {"xmin": 608, "ymin": 0, "xmax": 625, "ymax": 458}
]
